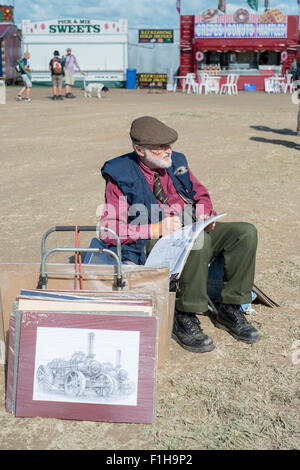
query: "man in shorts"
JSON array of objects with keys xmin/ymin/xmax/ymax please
[
  {"xmin": 63, "ymin": 48, "xmax": 83, "ymax": 98},
  {"xmin": 49, "ymin": 50, "xmax": 64, "ymax": 100},
  {"xmin": 16, "ymin": 51, "xmax": 33, "ymax": 102}
]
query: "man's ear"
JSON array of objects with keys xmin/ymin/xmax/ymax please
[{"xmin": 134, "ymin": 144, "xmax": 146, "ymax": 158}]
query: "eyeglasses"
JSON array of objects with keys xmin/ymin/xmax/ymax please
[{"xmin": 146, "ymin": 145, "xmax": 171, "ymax": 155}]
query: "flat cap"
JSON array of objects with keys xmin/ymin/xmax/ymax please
[{"xmin": 130, "ymin": 116, "xmax": 178, "ymax": 146}]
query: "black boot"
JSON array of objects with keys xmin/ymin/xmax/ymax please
[
  {"xmin": 172, "ymin": 311, "xmax": 215, "ymax": 353},
  {"xmin": 214, "ymin": 304, "xmax": 260, "ymax": 344}
]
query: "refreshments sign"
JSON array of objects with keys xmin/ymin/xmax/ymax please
[
  {"xmin": 194, "ymin": 8, "xmax": 287, "ymax": 39},
  {"xmin": 137, "ymin": 73, "xmax": 167, "ymax": 88},
  {"xmin": 138, "ymin": 29, "xmax": 174, "ymax": 43}
]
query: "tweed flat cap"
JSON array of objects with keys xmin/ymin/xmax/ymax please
[{"xmin": 130, "ymin": 116, "xmax": 178, "ymax": 146}]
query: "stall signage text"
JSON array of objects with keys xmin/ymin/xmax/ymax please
[
  {"xmin": 138, "ymin": 73, "xmax": 167, "ymax": 88},
  {"xmin": 194, "ymin": 12, "xmax": 287, "ymax": 38},
  {"xmin": 50, "ymin": 19, "xmax": 101, "ymax": 34},
  {"xmin": 139, "ymin": 29, "xmax": 173, "ymax": 43},
  {"xmin": 21, "ymin": 18, "xmax": 127, "ymax": 35}
]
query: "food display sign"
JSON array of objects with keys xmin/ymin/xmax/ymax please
[
  {"xmin": 137, "ymin": 73, "xmax": 167, "ymax": 88},
  {"xmin": 0, "ymin": 5, "xmax": 14, "ymax": 22},
  {"xmin": 139, "ymin": 29, "xmax": 173, "ymax": 43},
  {"xmin": 194, "ymin": 8, "xmax": 287, "ymax": 39}
]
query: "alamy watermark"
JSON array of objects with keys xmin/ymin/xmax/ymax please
[{"xmin": 95, "ymin": 197, "xmax": 208, "ymax": 249}]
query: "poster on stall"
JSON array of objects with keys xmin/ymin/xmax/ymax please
[
  {"xmin": 137, "ymin": 73, "xmax": 167, "ymax": 89},
  {"xmin": 138, "ymin": 29, "xmax": 173, "ymax": 43},
  {"xmin": 194, "ymin": 8, "xmax": 287, "ymax": 39}
]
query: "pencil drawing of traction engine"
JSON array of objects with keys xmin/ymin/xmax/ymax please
[{"xmin": 36, "ymin": 332, "xmax": 135, "ymax": 398}]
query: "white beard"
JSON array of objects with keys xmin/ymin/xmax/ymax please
[{"xmin": 143, "ymin": 149, "xmax": 172, "ymax": 169}]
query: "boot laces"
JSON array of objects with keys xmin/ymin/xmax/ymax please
[
  {"xmin": 184, "ymin": 314, "xmax": 204, "ymax": 335},
  {"xmin": 228, "ymin": 305, "xmax": 250, "ymax": 325}
]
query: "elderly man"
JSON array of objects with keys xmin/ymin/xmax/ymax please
[
  {"xmin": 99, "ymin": 116, "xmax": 260, "ymax": 353},
  {"xmin": 63, "ymin": 48, "xmax": 83, "ymax": 98}
]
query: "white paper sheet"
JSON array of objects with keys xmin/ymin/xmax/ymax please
[{"xmin": 145, "ymin": 213, "xmax": 226, "ymax": 278}]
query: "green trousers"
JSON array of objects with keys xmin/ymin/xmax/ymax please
[{"xmin": 146, "ymin": 221, "xmax": 258, "ymax": 314}]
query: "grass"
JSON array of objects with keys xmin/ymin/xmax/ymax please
[{"xmin": 148, "ymin": 360, "xmax": 300, "ymax": 450}]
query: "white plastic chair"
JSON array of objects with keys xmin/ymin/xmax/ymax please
[
  {"xmin": 209, "ymin": 77, "xmax": 221, "ymax": 94},
  {"xmin": 271, "ymin": 75, "xmax": 283, "ymax": 93},
  {"xmin": 220, "ymin": 74, "xmax": 238, "ymax": 95},
  {"xmin": 231, "ymin": 74, "xmax": 239, "ymax": 94},
  {"xmin": 283, "ymin": 74, "xmax": 294, "ymax": 94},
  {"xmin": 198, "ymin": 74, "xmax": 210, "ymax": 94},
  {"xmin": 185, "ymin": 73, "xmax": 199, "ymax": 94},
  {"xmin": 264, "ymin": 78, "xmax": 274, "ymax": 93}
]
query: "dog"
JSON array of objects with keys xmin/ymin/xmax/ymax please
[{"xmin": 84, "ymin": 83, "xmax": 109, "ymax": 99}]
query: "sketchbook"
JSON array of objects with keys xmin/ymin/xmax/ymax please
[{"xmin": 145, "ymin": 213, "xmax": 226, "ymax": 278}]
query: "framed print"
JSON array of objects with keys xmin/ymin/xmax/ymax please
[{"xmin": 7, "ymin": 311, "xmax": 158, "ymax": 424}]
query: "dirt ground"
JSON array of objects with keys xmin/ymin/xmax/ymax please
[{"xmin": 0, "ymin": 85, "xmax": 299, "ymax": 450}]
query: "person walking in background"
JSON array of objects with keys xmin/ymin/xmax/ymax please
[
  {"xmin": 49, "ymin": 50, "xmax": 64, "ymax": 100},
  {"xmin": 16, "ymin": 51, "xmax": 33, "ymax": 102},
  {"xmin": 63, "ymin": 48, "xmax": 84, "ymax": 98}
]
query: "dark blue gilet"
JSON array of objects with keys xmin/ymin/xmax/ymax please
[{"xmin": 101, "ymin": 151, "xmax": 196, "ymax": 265}]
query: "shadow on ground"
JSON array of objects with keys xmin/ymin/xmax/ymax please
[
  {"xmin": 249, "ymin": 136, "xmax": 300, "ymax": 150},
  {"xmin": 250, "ymin": 125, "xmax": 298, "ymax": 136}
]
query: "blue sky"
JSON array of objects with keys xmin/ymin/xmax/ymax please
[{"xmin": 12, "ymin": 1, "xmax": 299, "ymax": 28}]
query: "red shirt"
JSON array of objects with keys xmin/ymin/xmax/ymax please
[{"xmin": 99, "ymin": 157, "xmax": 215, "ymax": 245}]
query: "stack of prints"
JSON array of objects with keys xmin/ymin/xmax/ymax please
[{"xmin": 6, "ymin": 289, "xmax": 158, "ymax": 424}]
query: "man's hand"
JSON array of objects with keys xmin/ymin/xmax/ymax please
[
  {"xmin": 159, "ymin": 216, "xmax": 182, "ymax": 236},
  {"xmin": 197, "ymin": 213, "xmax": 216, "ymax": 232}
]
